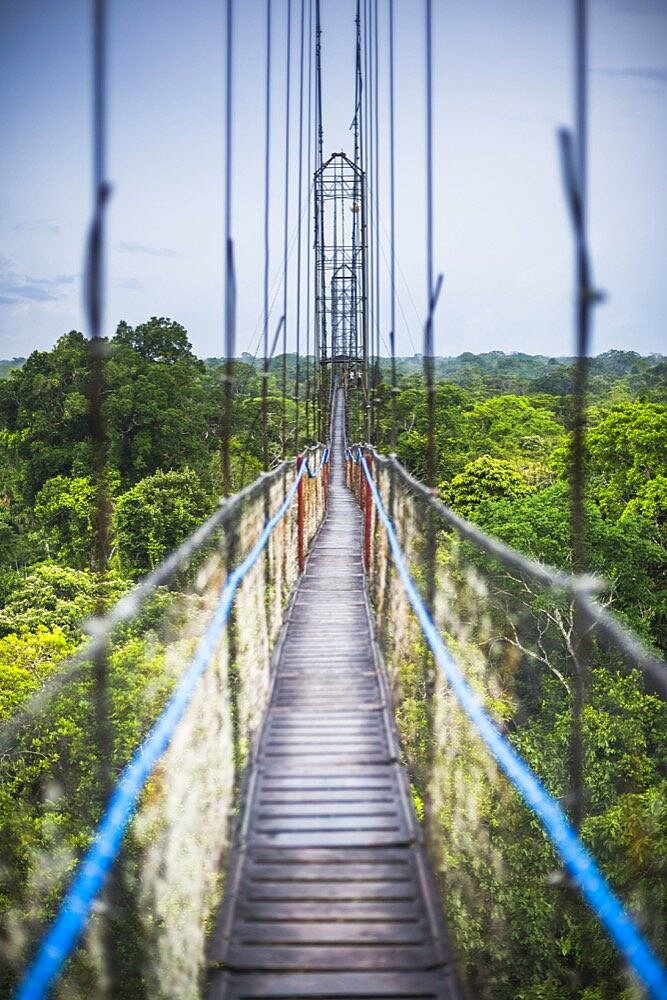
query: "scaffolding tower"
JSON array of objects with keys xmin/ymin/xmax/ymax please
[{"xmin": 314, "ymin": 152, "xmax": 368, "ymax": 429}]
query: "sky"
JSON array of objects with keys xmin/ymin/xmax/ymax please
[{"xmin": 0, "ymin": 0, "xmax": 666, "ymax": 362}]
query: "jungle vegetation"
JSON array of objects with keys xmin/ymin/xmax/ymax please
[{"xmin": 0, "ymin": 319, "xmax": 664, "ymax": 996}]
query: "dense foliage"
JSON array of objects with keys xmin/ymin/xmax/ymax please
[
  {"xmin": 365, "ymin": 353, "xmax": 666, "ymax": 996},
  {"xmin": 0, "ymin": 324, "xmax": 664, "ymax": 995}
]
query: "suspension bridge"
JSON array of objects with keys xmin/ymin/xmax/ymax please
[
  {"xmin": 1, "ymin": 0, "xmax": 666, "ymax": 998},
  {"xmin": 207, "ymin": 390, "xmax": 459, "ymax": 996}
]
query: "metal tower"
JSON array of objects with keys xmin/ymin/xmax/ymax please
[{"xmin": 314, "ymin": 152, "xmax": 368, "ymax": 432}]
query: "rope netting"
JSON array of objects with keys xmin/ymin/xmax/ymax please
[
  {"xmin": 1, "ymin": 449, "xmax": 328, "ymax": 999},
  {"xmin": 346, "ymin": 441, "xmax": 666, "ymax": 1000}
]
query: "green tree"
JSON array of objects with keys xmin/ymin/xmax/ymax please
[
  {"xmin": 587, "ymin": 402, "xmax": 667, "ymax": 519},
  {"xmin": 0, "ymin": 627, "xmax": 74, "ymax": 722},
  {"xmin": 33, "ymin": 475, "xmax": 98, "ymax": 569},
  {"xmin": 115, "ymin": 468, "xmax": 211, "ymax": 574},
  {"xmin": 107, "ymin": 320, "xmax": 210, "ymax": 486},
  {"xmin": 474, "ymin": 482, "xmax": 666, "ymax": 648},
  {"xmin": 113, "ymin": 316, "xmax": 200, "ymax": 365},
  {"xmin": 0, "ymin": 332, "xmax": 91, "ymax": 503},
  {"xmin": 0, "ymin": 564, "xmax": 126, "ymax": 639},
  {"xmin": 442, "ymin": 455, "xmax": 534, "ymax": 517},
  {"xmin": 463, "ymin": 394, "xmax": 566, "ymax": 481},
  {"xmin": 620, "ymin": 475, "xmax": 667, "ymax": 546}
]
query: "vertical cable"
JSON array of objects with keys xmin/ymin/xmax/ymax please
[
  {"xmin": 282, "ymin": 0, "xmax": 292, "ymax": 459},
  {"xmin": 305, "ymin": 0, "xmax": 313, "ymax": 441},
  {"xmin": 373, "ymin": 0, "xmax": 381, "ymax": 443},
  {"xmin": 222, "ymin": 0, "xmax": 236, "ymax": 495},
  {"xmin": 315, "ymin": 0, "xmax": 324, "ymax": 168},
  {"xmin": 570, "ymin": 0, "xmax": 588, "ymax": 578},
  {"xmin": 86, "ymin": 0, "xmax": 114, "ymax": 989},
  {"xmin": 565, "ymin": 0, "xmax": 595, "ymax": 833},
  {"xmin": 89, "ymin": 0, "xmax": 110, "ymax": 802},
  {"xmin": 356, "ymin": 1, "xmax": 369, "ymax": 441},
  {"xmin": 353, "ymin": 0, "xmax": 362, "ymax": 398},
  {"xmin": 314, "ymin": 160, "xmax": 322, "ymax": 438},
  {"xmin": 353, "ymin": 0, "xmax": 362, "ymax": 181},
  {"xmin": 294, "ymin": 0, "xmax": 306, "ymax": 454},
  {"xmin": 424, "ymin": 0, "xmax": 436, "ymax": 489},
  {"xmin": 558, "ymin": 0, "xmax": 604, "ymax": 831},
  {"xmin": 363, "ymin": 0, "xmax": 373, "ymax": 440},
  {"xmin": 421, "ymin": 1, "xmax": 440, "ymax": 811},
  {"xmin": 88, "ymin": 0, "xmax": 111, "ymax": 586},
  {"xmin": 315, "ymin": 0, "xmax": 326, "ymax": 435},
  {"xmin": 388, "ymin": 0, "xmax": 397, "ymax": 451},
  {"xmin": 262, "ymin": 0, "xmax": 272, "ymax": 470}
]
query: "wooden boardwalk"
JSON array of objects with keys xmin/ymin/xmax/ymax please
[{"xmin": 207, "ymin": 392, "xmax": 461, "ymax": 999}]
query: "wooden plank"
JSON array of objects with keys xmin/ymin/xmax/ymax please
[
  {"xmin": 252, "ymin": 816, "xmax": 405, "ymax": 834},
  {"xmin": 263, "ymin": 736, "xmax": 386, "ymax": 746},
  {"xmin": 262, "ymin": 747, "xmax": 388, "ymax": 758},
  {"xmin": 265, "ymin": 727, "xmax": 385, "ymax": 736},
  {"xmin": 248, "ymin": 830, "xmax": 412, "ymax": 848},
  {"xmin": 246, "ymin": 846, "xmax": 413, "ymax": 864},
  {"xmin": 264, "ymin": 747, "xmax": 391, "ymax": 769},
  {"xmin": 234, "ymin": 899, "xmax": 423, "ymax": 922},
  {"xmin": 246, "ymin": 862, "xmax": 412, "ymax": 881},
  {"xmin": 260, "ymin": 740, "xmax": 387, "ymax": 750},
  {"xmin": 244, "ymin": 881, "xmax": 418, "ymax": 902},
  {"xmin": 223, "ymin": 942, "xmax": 437, "ymax": 971},
  {"xmin": 232, "ymin": 922, "xmax": 427, "ymax": 944},
  {"xmin": 210, "ymin": 970, "xmax": 447, "ymax": 998},
  {"xmin": 270, "ymin": 699, "xmax": 386, "ymax": 709},
  {"xmin": 255, "ymin": 803, "xmax": 401, "ymax": 818},
  {"xmin": 257, "ymin": 777, "xmax": 394, "ymax": 788},
  {"xmin": 257, "ymin": 774, "xmax": 395, "ymax": 786}
]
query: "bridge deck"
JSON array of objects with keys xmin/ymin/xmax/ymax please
[{"xmin": 207, "ymin": 393, "xmax": 460, "ymax": 999}]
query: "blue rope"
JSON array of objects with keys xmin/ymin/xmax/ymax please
[
  {"xmin": 16, "ymin": 460, "xmax": 311, "ymax": 1000},
  {"xmin": 358, "ymin": 451, "xmax": 667, "ymax": 1000},
  {"xmin": 305, "ymin": 445, "xmax": 329, "ymax": 477}
]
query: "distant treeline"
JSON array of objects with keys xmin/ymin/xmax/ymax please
[
  {"xmin": 0, "ymin": 358, "xmax": 26, "ymax": 379},
  {"xmin": 6, "ymin": 347, "xmax": 664, "ymax": 390}
]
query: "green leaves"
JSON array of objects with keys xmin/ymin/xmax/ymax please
[
  {"xmin": 0, "ymin": 628, "xmax": 73, "ymax": 723},
  {"xmin": 587, "ymin": 401, "xmax": 667, "ymax": 519},
  {"xmin": 0, "ymin": 564, "xmax": 127, "ymax": 639},
  {"xmin": 115, "ymin": 468, "xmax": 211, "ymax": 574},
  {"xmin": 33, "ymin": 475, "xmax": 97, "ymax": 568},
  {"xmin": 114, "ymin": 316, "xmax": 203, "ymax": 366},
  {"xmin": 442, "ymin": 455, "xmax": 534, "ymax": 518}
]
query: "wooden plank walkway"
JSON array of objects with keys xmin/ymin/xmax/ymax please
[{"xmin": 207, "ymin": 391, "xmax": 461, "ymax": 999}]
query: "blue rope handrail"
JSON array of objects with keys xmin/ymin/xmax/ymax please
[
  {"xmin": 16, "ymin": 450, "xmax": 327, "ymax": 1000},
  {"xmin": 354, "ymin": 448, "xmax": 667, "ymax": 1000},
  {"xmin": 305, "ymin": 445, "xmax": 329, "ymax": 477}
]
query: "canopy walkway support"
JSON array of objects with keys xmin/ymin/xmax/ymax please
[{"xmin": 207, "ymin": 391, "xmax": 460, "ymax": 998}]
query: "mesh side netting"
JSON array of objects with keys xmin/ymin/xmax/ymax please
[
  {"xmin": 348, "ymin": 452, "xmax": 666, "ymax": 1000},
  {"xmin": 0, "ymin": 451, "xmax": 328, "ymax": 999}
]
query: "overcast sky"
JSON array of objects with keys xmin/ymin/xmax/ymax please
[{"xmin": 1, "ymin": 0, "xmax": 665, "ymax": 361}]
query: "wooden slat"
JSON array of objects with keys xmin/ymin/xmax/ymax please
[
  {"xmin": 233, "ymin": 899, "xmax": 423, "ymax": 922},
  {"xmin": 244, "ymin": 880, "xmax": 418, "ymax": 901},
  {"xmin": 223, "ymin": 942, "xmax": 438, "ymax": 971},
  {"xmin": 232, "ymin": 922, "xmax": 428, "ymax": 944},
  {"xmin": 246, "ymin": 862, "xmax": 412, "ymax": 880},
  {"xmin": 255, "ymin": 803, "xmax": 400, "ymax": 817},
  {"xmin": 246, "ymin": 846, "xmax": 413, "ymax": 864},
  {"xmin": 210, "ymin": 969, "xmax": 451, "ymax": 998},
  {"xmin": 247, "ymin": 830, "xmax": 411, "ymax": 849}
]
